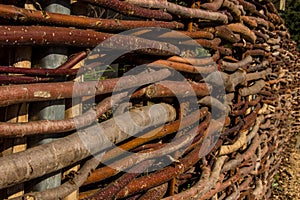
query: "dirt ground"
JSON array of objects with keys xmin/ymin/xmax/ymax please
[{"xmin": 271, "ymin": 134, "xmax": 300, "ymax": 200}]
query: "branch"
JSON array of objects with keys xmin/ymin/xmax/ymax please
[
  {"xmin": 145, "ymin": 81, "xmax": 211, "ymax": 98},
  {"xmin": 201, "ymin": 0, "xmax": 224, "ymax": 11},
  {"xmin": 193, "ymin": 156, "xmax": 228, "ymax": 198},
  {"xmin": 11, "ymin": 157, "xmax": 100, "ymax": 200},
  {"xmin": 0, "ymin": 4, "xmax": 183, "ymax": 31},
  {"xmin": 161, "ymin": 165, "xmax": 211, "ymax": 200},
  {"xmin": 0, "ymin": 66, "xmax": 78, "ymax": 76},
  {"xmin": 239, "ymin": 79, "xmax": 266, "ymax": 96},
  {"xmin": 0, "ymin": 26, "xmax": 179, "ymax": 55},
  {"xmin": 125, "ymin": 0, "xmax": 228, "ymax": 23},
  {"xmin": 222, "ymin": 0, "xmax": 241, "ymax": 21},
  {"xmin": 215, "ymin": 25, "xmax": 241, "ymax": 43},
  {"xmin": 0, "ymin": 75, "xmax": 51, "ymax": 84},
  {"xmin": 115, "ymin": 120, "xmax": 212, "ymax": 198},
  {"xmin": 221, "ymin": 55, "xmax": 252, "ymax": 72},
  {"xmin": 137, "ymin": 183, "xmax": 168, "ymax": 200},
  {"xmin": 84, "ymin": 160, "xmax": 154, "ymax": 200},
  {"xmin": 78, "ymin": 0, "xmax": 173, "ymax": 20},
  {"xmin": 0, "ymin": 68, "xmax": 171, "ymax": 107},
  {"xmin": 0, "ymin": 93, "xmax": 126, "ymax": 137},
  {"xmin": 226, "ymin": 23, "xmax": 256, "ymax": 43}
]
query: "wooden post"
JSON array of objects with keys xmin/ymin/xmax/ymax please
[
  {"xmin": 27, "ymin": 0, "xmax": 70, "ymax": 193},
  {"xmin": 5, "ymin": 46, "xmax": 32, "ymax": 199}
]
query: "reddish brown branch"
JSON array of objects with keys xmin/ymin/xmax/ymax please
[
  {"xmin": 115, "ymin": 123, "xmax": 211, "ymax": 198},
  {"xmin": 0, "ymin": 26, "xmax": 179, "ymax": 56},
  {"xmin": 0, "ymin": 4, "xmax": 183, "ymax": 31},
  {"xmin": 226, "ymin": 23, "xmax": 256, "ymax": 43},
  {"xmin": 0, "ymin": 66, "xmax": 78, "ymax": 76},
  {"xmin": 0, "ymin": 68, "xmax": 171, "ymax": 107},
  {"xmin": 79, "ymin": 0, "xmax": 173, "ymax": 20},
  {"xmin": 57, "ymin": 51, "xmax": 87, "ymax": 69}
]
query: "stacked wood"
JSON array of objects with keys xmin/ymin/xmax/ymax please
[{"xmin": 0, "ymin": 0, "xmax": 298, "ymax": 199}]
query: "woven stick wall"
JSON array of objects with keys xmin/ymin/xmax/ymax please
[{"xmin": 0, "ymin": 0, "xmax": 299, "ymax": 199}]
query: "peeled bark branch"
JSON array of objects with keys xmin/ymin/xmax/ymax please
[
  {"xmin": 0, "ymin": 4, "xmax": 183, "ymax": 31},
  {"xmin": 125, "ymin": 0, "xmax": 228, "ymax": 23},
  {"xmin": 0, "ymin": 103, "xmax": 176, "ymax": 189}
]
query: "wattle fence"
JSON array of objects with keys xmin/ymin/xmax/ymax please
[{"xmin": 0, "ymin": 0, "xmax": 299, "ymax": 199}]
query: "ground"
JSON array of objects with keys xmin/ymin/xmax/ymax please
[{"xmin": 271, "ymin": 134, "xmax": 300, "ymax": 200}]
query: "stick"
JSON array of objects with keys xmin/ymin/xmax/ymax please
[
  {"xmin": 0, "ymin": 68, "xmax": 171, "ymax": 107},
  {"xmin": 221, "ymin": 55, "xmax": 252, "ymax": 72},
  {"xmin": 0, "ymin": 26, "xmax": 179, "ymax": 55},
  {"xmin": 201, "ymin": 0, "xmax": 224, "ymax": 11},
  {"xmin": 79, "ymin": 0, "xmax": 173, "ymax": 20},
  {"xmin": 125, "ymin": 0, "xmax": 228, "ymax": 23},
  {"xmin": 0, "ymin": 4, "xmax": 183, "ymax": 31}
]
